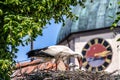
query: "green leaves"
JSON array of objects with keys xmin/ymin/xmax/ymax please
[
  {"xmin": 0, "ymin": 0, "xmax": 87, "ymax": 79},
  {"xmin": 111, "ymin": 1, "xmax": 120, "ymax": 30},
  {"xmin": 0, "ymin": 9, "xmax": 3, "ymax": 16},
  {"xmin": 5, "ymin": 0, "xmax": 20, "ymax": 5},
  {"xmin": 0, "ymin": 59, "xmax": 12, "ymax": 80}
]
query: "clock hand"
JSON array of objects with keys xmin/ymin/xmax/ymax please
[
  {"xmin": 87, "ymin": 57, "xmax": 103, "ymax": 62},
  {"xmin": 94, "ymin": 51, "xmax": 111, "ymax": 57}
]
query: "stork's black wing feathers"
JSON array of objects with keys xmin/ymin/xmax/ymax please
[
  {"xmin": 36, "ymin": 51, "xmax": 54, "ymax": 58},
  {"xmin": 26, "ymin": 47, "xmax": 54, "ymax": 58},
  {"xmin": 26, "ymin": 49, "xmax": 39, "ymax": 58}
]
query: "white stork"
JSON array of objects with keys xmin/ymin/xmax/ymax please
[{"xmin": 26, "ymin": 45, "xmax": 83, "ymax": 70}]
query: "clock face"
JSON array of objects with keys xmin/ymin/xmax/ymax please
[{"xmin": 82, "ymin": 38, "xmax": 112, "ymax": 71}]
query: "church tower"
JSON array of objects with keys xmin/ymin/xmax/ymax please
[{"xmin": 57, "ymin": 0, "xmax": 120, "ymax": 72}]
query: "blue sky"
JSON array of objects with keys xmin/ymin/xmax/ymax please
[{"xmin": 15, "ymin": 20, "xmax": 62, "ymax": 62}]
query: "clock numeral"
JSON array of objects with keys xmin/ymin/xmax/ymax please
[
  {"xmin": 106, "ymin": 45, "xmax": 110, "ymax": 49},
  {"xmin": 88, "ymin": 42, "xmax": 92, "ymax": 47},
  {"xmin": 105, "ymin": 58, "xmax": 111, "ymax": 63},
  {"xmin": 96, "ymin": 67, "xmax": 98, "ymax": 72},
  {"xmin": 88, "ymin": 66, "xmax": 92, "ymax": 71},
  {"xmin": 83, "ymin": 48, "xmax": 87, "ymax": 51},
  {"xmin": 95, "ymin": 39, "xmax": 98, "ymax": 44},
  {"xmin": 82, "ymin": 62, "xmax": 88, "ymax": 66},
  {"xmin": 101, "ymin": 40, "xmax": 105, "ymax": 45},
  {"xmin": 102, "ymin": 65, "xmax": 106, "ymax": 69}
]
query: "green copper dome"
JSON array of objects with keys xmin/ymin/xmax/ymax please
[{"xmin": 57, "ymin": 0, "xmax": 119, "ymax": 43}]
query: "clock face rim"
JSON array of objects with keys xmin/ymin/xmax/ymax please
[{"xmin": 81, "ymin": 38, "xmax": 113, "ymax": 71}]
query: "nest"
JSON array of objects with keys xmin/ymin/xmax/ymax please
[{"xmin": 21, "ymin": 70, "xmax": 120, "ymax": 80}]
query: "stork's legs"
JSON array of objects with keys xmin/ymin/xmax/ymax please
[
  {"xmin": 54, "ymin": 59, "xmax": 60, "ymax": 71},
  {"xmin": 55, "ymin": 60, "xmax": 58, "ymax": 71},
  {"xmin": 54, "ymin": 53, "xmax": 83, "ymax": 71},
  {"xmin": 76, "ymin": 56, "xmax": 82, "ymax": 69}
]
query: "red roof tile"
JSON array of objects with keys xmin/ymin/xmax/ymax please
[
  {"xmin": 12, "ymin": 59, "xmax": 67, "ymax": 79},
  {"xmin": 16, "ymin": 59, "xmax": 42, "ymax": 69}
]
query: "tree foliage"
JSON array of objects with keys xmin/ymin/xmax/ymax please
[
  {"xmin": 111, "ymin": 1, "xmax": 120, "ymax": 41},
  {"xmin": 0, "ymin": 0, "xmax": 86, "ymax": 79}
]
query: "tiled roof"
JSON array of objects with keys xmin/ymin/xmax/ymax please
[
  {"xmin": 15, "ymin": 59, "xmax": 42, "ymax": 69},
  {"xmin": 11, "ymin": 59, "xmax": 67, "ymax": 79}
]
